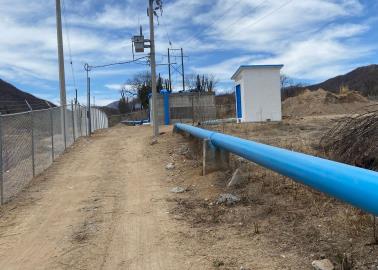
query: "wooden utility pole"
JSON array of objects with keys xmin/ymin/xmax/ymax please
[
  {"xmin": 149, "ymin": 0, "xmax": 159, "ymax": 137},
  {"xmin": 55, "ymin": 0, "xmax": 67, "ymax": 147}
]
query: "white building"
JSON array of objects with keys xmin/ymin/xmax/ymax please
[{"xmin": 231, "ymin": 65, "xmax": 283, "ymax": 122}]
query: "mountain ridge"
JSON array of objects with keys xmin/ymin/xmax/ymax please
[
  {"xmin": 0, "ymin": 79, "xmax": 54, "ymax": 114},
  {"xmin": 307, "ymin": 64, "xmax": 378, "ymax": 95}
]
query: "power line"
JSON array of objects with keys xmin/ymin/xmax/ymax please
[
  {"xmin": 185, "ymin": 0, "xmax": 248, "ymax": 43},
  {"xmin": 227, "ymin": 0, "xmax": 294, "ymax": 39},
  {"xmin": 61, "ymin": 0, "xmax": 77, "ymax": 93},
  {"xmin": 86, "ymin": 56, "xmax": 149, "ymax": 70},
  {"xmin": 184, "ymin": 0, "xmax": 293, "ymax": 45},
  {"xmin": 214, "ymin": 0, "xmax": 270, "ymax": 38},
  {"xmin": 158, "ymin": 16, "xmax": 173, "ymax": 47}
]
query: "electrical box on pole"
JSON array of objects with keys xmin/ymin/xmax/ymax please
[
  {"xmin": 133, "ymin": 27, "xmax": 146, "ymax": 53},
  {"xmin": 132, "ymin": 1, "xmax": 163, "ymax": 137},
  {"xmin": 132, "ymin": 26, "xmax": 151, "ymax": 54}
]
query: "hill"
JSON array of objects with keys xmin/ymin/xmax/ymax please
[
  {"xmin": 106, "ymin": 100, "xmax": 119, "ymax": 110},
  {"xmin": 308, "ymin": 65, "xmax": 378, "ymax": 96},
  {"xmin": 283, "ymin": 65, "xmax": 378, "ymax": 99},
  {"xmin": 0, "ymin": 79, "xmax": 54, "ymax": 114}
]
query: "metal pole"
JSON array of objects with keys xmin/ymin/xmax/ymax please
[
  {"xmin": 25, "ymin": 100, "xmax": 35, "ymax": 177},
  {"xmin": 46, "ymin": 101, "xmax": 54, "ymax": 161},
  {"xmin": 55, "ymin": 0, "xmax": 67, "ymax": 149},
  {"xmin": 0, "ymin": 113, "xmax": 4, "ymax": 204},
  {"xmin": 79, "ymin": 105, "xmax": 83, "ymax": 137},
  {"xmin": 168, "ymin": 48, "xmax": 172, "ymax": 91},
  {"xmin": 181, "ymin": 48, "xmax": 185, "ymax": 92},
  {"xmin": 84, "ymin": 105, "xmax": 88, "ymax": 136},
  {"xmin": 93, "ymin": 96, "xmax": 96, "ymax": 131},
  {"xmin": 148, "ymin": 0, "xmax": 159, "ymax": 137},
  {"xmin": 71, "ymin": 101, "xmax": 76, "ymax": 142},
  {"xmin": 192, "ymin": 93, "xmax": 195, "ymax": 125},
  {"xmin": 86, "ymin": 69, "xmax": 92, "ymax": 136}
]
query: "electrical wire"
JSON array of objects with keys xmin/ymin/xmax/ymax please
[
  {"xmin": 185, "ymin": 0, "xmax": 293, "ymax": 44},
  {"xmin": 61, "ymin": 0, "xmax": 78, "ymax": 93},
  {"xmin": 184, "ymin": 0, "xmax": 268, "ymax": 44},
  {"xmin": 227, "ymin": 0, "xmax": 294, "ymax": 39},
  {"xmin": 86, "ymin": 56, "xmax": 150, "ymax": 70},
  {"xmin": 158, "ymin": 15, "xmax": 173, "ymax": 47}
]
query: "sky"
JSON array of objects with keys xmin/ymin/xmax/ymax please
[{"xmin": 0, "ymin": 0, "xmax": 377, "ymax": 106}]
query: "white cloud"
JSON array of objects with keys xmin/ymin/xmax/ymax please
[
  {"xmin": 105, "ymin": 84, "xmax": 123, "ymax": 91},
  {"xmin": 193, "ymin": 56, "xmax": 253, "ymax": 80},
  {"xmin": 0, "ymin": 0, "xmax": 375, "ymax": 102},
  {"xmin": 179, "ymin": 0, "xmax": 372, "ymax": 82}
]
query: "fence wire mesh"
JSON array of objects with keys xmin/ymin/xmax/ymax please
[{"xmin": 0, "ymin": 105, "xmax": 108, "ymax": 203}]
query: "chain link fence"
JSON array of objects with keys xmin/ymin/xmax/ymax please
[{"xmin": 0, "ymin": 104, "xmax": 108, "ymax": 203}]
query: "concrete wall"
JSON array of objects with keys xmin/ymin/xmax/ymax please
[
  {"xmin": 109, "ymin": 110, "xmax": 148, "ymax": 127},
  {"xmin": 235, "ymin": 67, "xmax": 282, "ymax": 122},
  {"xmin": 150, "ymin": 92, "xmax": 216, "ymax": 125}
]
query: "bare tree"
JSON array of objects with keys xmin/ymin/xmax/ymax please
[
  {"xmin": 280, "ymin": 74, "xmax": 292, "ymax": 90},
  {"xmin": 185, "ymin": 73, "xmax": 218, "ymax": 92}
]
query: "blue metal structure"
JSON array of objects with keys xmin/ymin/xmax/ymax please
[
  {"xmin": 161, "ymin": 89, "xmax": 170, "ymax": 125},
  {"xmin": 235, "ymin": 85, "xmax": 242, "ymax": 119},
  {"xmin": 174, "ymin": 123, "xmax": 378, "ymax": 216}
]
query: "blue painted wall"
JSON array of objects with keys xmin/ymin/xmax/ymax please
[{"xmin": 235, "ymin": 84, "xmax": 242, "ymax": 118}]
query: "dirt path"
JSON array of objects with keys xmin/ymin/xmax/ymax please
[{"xmin": 0, "ymin": 125, "xmax": 194, "ymax": 270}]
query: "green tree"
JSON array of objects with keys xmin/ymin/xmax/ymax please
[
  {"xmin": 124, "ymin": 71, "xmax": 169, "ymax": 109},
  {"xmin": 196, "ymin": 75, "xmax": 201, "ymax": 92},
  {"xmin": 157, "ymin": 73, "xmax": 163, "ymax": 92}
]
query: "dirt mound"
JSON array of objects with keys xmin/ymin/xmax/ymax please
[{"xmin": 283, "ymin": 89, "xmax": 370, "ymax": 117}]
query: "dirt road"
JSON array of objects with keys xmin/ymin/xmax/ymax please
[
  {"xmin": 0, "ymin": 125, "xmax": 194, "ymax": 270},
  {"xmin": 2, "ymin": 119, "xmax": 375, "ymax": 269}
]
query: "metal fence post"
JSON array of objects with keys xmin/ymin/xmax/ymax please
[
  {"xmin": 62, "ymin": 105, "xmax": 67, "ymax": 150},
  {"xmin": 78, "ymin": 104, "xmax": 82, "ymax": 137},
  {"xmin": 71, "ymin": 101, "xmax": 76, "ymax": 142},
  {"xmin": 84, "ymin": 106, "xmax": 88, "ymax": 136},
  {"xmin": 0, "ymin": 113, "xmax": 4, "ymax": 205},
  {"xmin": 46, "ymin": 102, "xmax": 54, "ymax": 161},
  {"xmin": 25, "ymin": 100, "xmax": 35, "ymax": 177}
]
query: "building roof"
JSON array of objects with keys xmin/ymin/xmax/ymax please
[{"xmin": 231, "ymin": 65, "xmax": 284, "ymax": 80}]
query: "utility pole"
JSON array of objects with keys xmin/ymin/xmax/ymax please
[
  {"xmin": 75, "ymin": 89, "xmax": 78, "ymax": 105},
  {"xmin": 181, "ymin": 48, "xmax": 185, "ymax": 92},
  {"xmin": 84, "ymin": 64, "xmax": 92, "ymax": 135},
  {"xmin": 168, "ymin": 48, "xmax": 172, "ymax": 91},
  {"xmin": 55, "ymin": 0, "xmax": 67, "ymax": 147},
  {"xmin": 148, "ymin": 0, "xmax": 159, "ymax": 137}
]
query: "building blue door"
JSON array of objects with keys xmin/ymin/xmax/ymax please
[{"xmin": 235, "ymin": 84, "xmax": 242, "ymax": 118}]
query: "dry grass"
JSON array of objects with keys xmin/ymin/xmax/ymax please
[{"xmin": 167, "ymin": 116, "xmax": 378, "ymax": 269}]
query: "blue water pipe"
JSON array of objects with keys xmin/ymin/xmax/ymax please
[{"xmin": 174, "ymin": 123, "xmax": 378, "ymax": 216}]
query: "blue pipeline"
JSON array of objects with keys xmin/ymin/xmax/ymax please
[{"xmin": 174, "ymin": 123, "xmax": 378, "ymax": 216}]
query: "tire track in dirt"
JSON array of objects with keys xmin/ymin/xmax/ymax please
[{"xmin": 0, "ymin": 125, "xmax": 194, "ymax": 270}]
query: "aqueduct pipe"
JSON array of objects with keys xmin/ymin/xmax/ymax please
[{"xmin": 174, "ymin": 123, "xmax": 378, "ymax": 216}]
